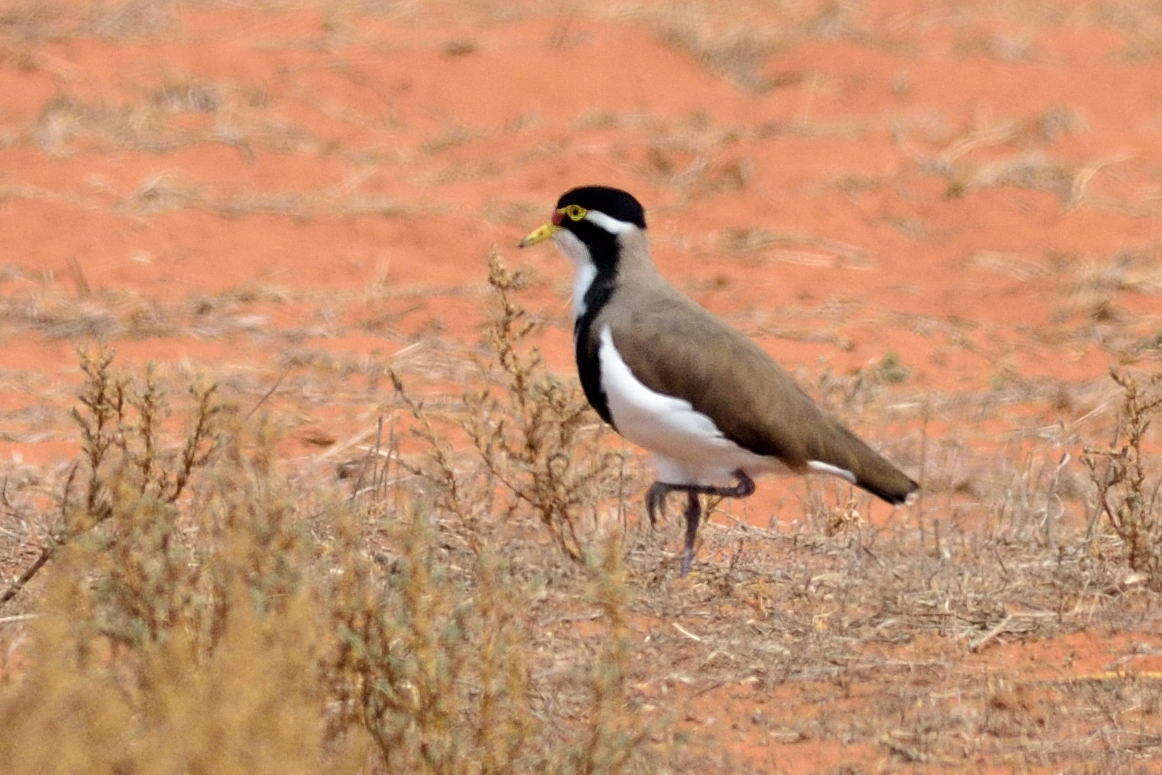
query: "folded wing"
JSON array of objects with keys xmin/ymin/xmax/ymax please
[{"xmin": 605, "ymin": 292, "xmax": 917, "ymax": 504}]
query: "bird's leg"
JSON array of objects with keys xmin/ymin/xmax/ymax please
[
  {"xmin": 680, "ymin": 490, "xmax": 701, "ymax": 576},
  {"xmin": 647, "ymin": 471, "xmax": 755, "ymax": 574},
  {"xmin": 732, "ymin": 469, "xmax": 756, "ymax": 498},
  {"xmin": 645, "ymin": 481, "xmax": 679, "ymax": 528},
  {"xmin": 688, "ymin": 469, "xmax": 756, "ymax": 500},
  {"xmin": 676, "ymin": 471, "xmax": 755, "ymax": 574}
]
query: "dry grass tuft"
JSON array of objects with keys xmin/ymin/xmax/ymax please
[
  {"xmin": 900, "ymin": 107, "xmax": 1141, "ymax": 211},
  {"xmin": 638, "ymin": 0, "xmax": 871, "ymax": 93},
  {"xmin": 118, "ymin": 171, "xmax": 403, "ymax": 220},
  {"xmin": 1, "ymin": 349, "xmax": 223, "ymax": 608},
  {"xmin": 390, "ymin": 252, "xmax": 622, "ymax": 563},
  {"xmin": 0, "ymin": 277, "xmax": 658, "ymax": 773},
  {"xmin": 1083, "ymin": 369, "xmax": 1162, "ymax": 590},
  {"xmin": 654, "ymin": 21, "xmax": 779, "ymax": 93},
  {"xmin": 29, "ymin": 89, "xmax": 316, "ymax": 158},
  {"xmin": 463, "ymin": 253, "xmax": 623, "ymax": 561}
]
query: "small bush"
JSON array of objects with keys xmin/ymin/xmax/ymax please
[
  {"xmin": 1083, "ymin": 369, "xmax": 1162, "ymax": 589},
  {"xmin": 0, "ymin": 275, "xmax": 655, "ymax": 773},
  {"xmin": 393, "ymin": 251, "xmax": 621, "ymax": 563}
]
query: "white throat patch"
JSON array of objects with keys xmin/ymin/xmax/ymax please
[
  {"xmin": 552, "ymin": 228, "xmax": 590, "ymax": 267},
  {"xmin": 552, "ymin": 229, "xmax": 597, "ymax": 319}
]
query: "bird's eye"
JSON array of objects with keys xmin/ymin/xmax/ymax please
[{"xmin": 560, "ymin": 204, "xmax": 587, "ymax": 222}]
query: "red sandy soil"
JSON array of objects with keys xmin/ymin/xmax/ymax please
[
  {"xmin": 1, "ymin": 2, "xmax": 1159, "ymax": 771},
  {"xmin": 674, "ymin": 628, "xmax": 1162, "ymax": 772}
]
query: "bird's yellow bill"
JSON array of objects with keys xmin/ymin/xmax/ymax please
[{"xmin": 518, "ymin": 222, "xmax": 560, "ymax": 248}]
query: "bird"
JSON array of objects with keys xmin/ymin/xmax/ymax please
[{"xmin": 518, "ymin": 185, "xmax": 917, "ymax": 575}]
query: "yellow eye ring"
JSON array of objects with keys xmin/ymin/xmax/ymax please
[{"xmin": 558, "ymin": 204, "xmax": 587, "ymax": 222}]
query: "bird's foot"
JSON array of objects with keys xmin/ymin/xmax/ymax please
[
  {"xmin": 646, "ymin": 471, "xmax": 756, "ymax": 576},
  {"xmin": 645, "ymin": 481, "xmax": 676, "ymax": 528}
]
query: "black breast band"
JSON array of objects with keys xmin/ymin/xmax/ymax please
[{"xmin": 573, "ymin": 274, "xmax": 616, "ymax": 428}]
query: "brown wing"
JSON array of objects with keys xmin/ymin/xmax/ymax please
[{"xmin": 603, "ymin": 289, "xmax": 917, "ymax": 503}]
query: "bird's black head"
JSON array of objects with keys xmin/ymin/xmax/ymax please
[
  {"xmin": 553, "ymin": 186, "xmax": 647, "ymax": 234},
  {"xmin": 513, "ymin": 185, "xmax": 643, "ymax": 274},
  {"xmin": 518, "ymin": 185, "xmax": 647, "ymax": 276}
]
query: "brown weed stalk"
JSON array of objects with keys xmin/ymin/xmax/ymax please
[
  {"xmin": 1082, "ymin": 369, "xmax": 1162, "ymax": 588},
  {"xmin": 392, "ymin": 251, "xmax": 619, "ymax": 562},
  {"xmin": 0, "ymin": 349, "xmax": 223, "ymax": 607}
]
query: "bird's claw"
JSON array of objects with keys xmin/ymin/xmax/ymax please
[{"xmin": 645, "ymin": 482, "xmax": 671, "ymax": 528}]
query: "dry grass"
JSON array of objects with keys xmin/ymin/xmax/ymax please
[
  {"xmin": 1083, "ymin": 370, "xmax": 1162, "ymax": 590},
  {"xmin": 115, "ymin": 172, "xmax": 405, "ymax": 220},
  {"xmin": 379, "ymin": 254, "xmax": 620, "ymax": 562},
  {"xmin": 28, "ymin": 89, "xmax": 318, "ymax": 158},
  {"xmin": 896, "ymin": 106, "xmax": 1140, "ymax": 210},
  {"xmin": 2, "ymin": 1, "xmax": 1161, "ymax": 772},
  {"xmin": 0, "ymin": 284, "xmax": 660, "ymax": 773},
  {"xmin": 632, "ymin": 0, "xmax": 873, "ymax": 93},
  {"xmin": 2, "ymin": 263, "xmax": 1159, "ymax": 772}
]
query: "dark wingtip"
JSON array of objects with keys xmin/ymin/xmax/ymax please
[{"xmin": 859, "ymin": 476, "xmax": 919, "ymax": 505}]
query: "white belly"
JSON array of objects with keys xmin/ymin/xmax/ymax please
[{"xmin": 597, "ymin": 326, "xmax": 789, "ymax": 487}]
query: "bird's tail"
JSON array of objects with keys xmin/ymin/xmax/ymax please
[
  {"xmin": 855, "ymin": 469, "xmax": 918, "ymax": 505},
  {"xmin": 810, "ymin": 420, "xmax": 919, "ymax": 505}
]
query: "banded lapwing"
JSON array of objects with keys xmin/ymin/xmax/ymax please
[{"xmin": 519, "ymin": 186, "xmax": 917, "ymax": 574}]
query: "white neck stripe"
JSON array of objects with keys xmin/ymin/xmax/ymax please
[
  {"xmin": 572, "ymin": 262, "xmax": 598, "ymax": 319},
  {"xmin": 585, "ymin": 210, "xmax": 636, "ymax": 234}
]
